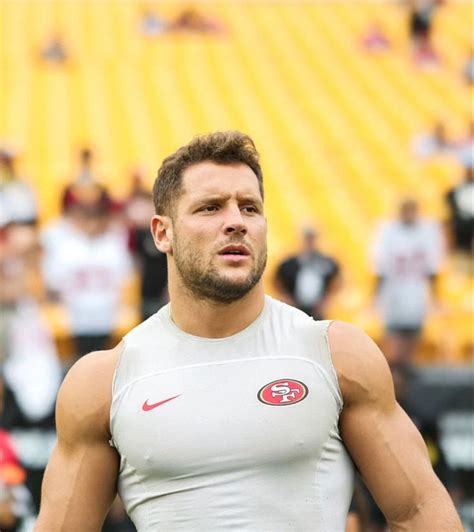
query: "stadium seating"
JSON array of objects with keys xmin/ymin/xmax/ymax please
[{"xmin": 1, "ymin": 0, "xmax": 472, "ymax": 361}]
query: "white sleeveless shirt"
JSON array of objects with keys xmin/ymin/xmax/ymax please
[{"xmin": 110, "ymin": 296, "xmax": 354, "ymax": 531}]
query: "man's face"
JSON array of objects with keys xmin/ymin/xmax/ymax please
[
  {"xmin": 302, "ymin": 230, "xmax": 317, "ymax": 253},
  {"xmin": 400, "ymin": 201, "xmax": 418, "ymax": 225},
  {"xmin": 168, "ymin": 161, "xmax": 267, "ymax": 303}
]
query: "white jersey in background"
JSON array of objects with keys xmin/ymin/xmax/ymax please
[
  {"xmin": 110, "ymin": 296, "xmax": 354, "ymax": 531},
  {"xmin": 41, "ymin": 221, "xmax": 132, "ymax": 335},
  {"xmin": 372, "ymin": 219, "xmax": 443, "ymax": 328}
]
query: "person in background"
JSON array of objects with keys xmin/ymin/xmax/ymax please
[
  {"xmin": 463, "ymin": 48, "xmax": 474, "ymax": 84},
  {"xmin": 61, "ymin": 148, "xmax": 100, "ymax": 213},
  {"xmin": 42, "ymin": 183, "xmax": 133, "ymax": 358},
  {"xmin": 0, "ymin": 222, "xmax": 62, "ymax": 521},
  {"xmin": 361, "ymin": 21, "xmax": 391, "ymax": 52},
  {"xmin": 170, "ymin": 6, "xmax": 225, "ymax": 34},
  {"xmin": 412, "ymin": 120, "xmax": 453, "ymax": 159},
  {"xmin": 139, "ymin": 7, "xmax": 167, "ymax": 37},
  {"xmin": 126, "ymin": 188, "xmax": 168, "ymax": 320},
  {"xmin": 0, "ymin": 427, "xmax": 34, "ymax": 531},
  {"xmin": 40, "ymin": 33, "xmax": 68, "ymax": 64},
  {"xmin": 0, "ymin": 148, "xmax": 38, "ymax": 227},
  {"xmin": 408, "ymin": 0, "xmax": 441, "ymax": 67},
  {"xmin": 274, "ymin": 226, "xmax": 341, "ymax": 320},
  {"xmin": 444, "ymin": 166, "xmax": 474, "ymax": 274},
  {"xmin": 372, "ymin": 198, "xmax": 444, "ymax": 363},
  {"xmin": 454, "ymin": 120, "xmax": 474, "ymax": 171}
]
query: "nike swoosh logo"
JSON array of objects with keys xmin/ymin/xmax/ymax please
[{"xmin": 142, "ymin": 394, "xmax": 181, "ymax": 412}]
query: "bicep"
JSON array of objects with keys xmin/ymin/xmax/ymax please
[{"xmin": 37, "ymin": 439, "xmax": 119, "ymax": 531}]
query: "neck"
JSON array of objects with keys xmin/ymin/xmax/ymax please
[{"xmin": 168, "ymin": 281, "xmax": 266, "ymax": 338}]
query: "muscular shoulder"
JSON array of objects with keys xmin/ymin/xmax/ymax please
[
  {"xmin": 327, "ymin": 321, "xmax": 395, "ymax": 409},
  {"xmin": 56, "ymin": 343, "xmax": 123, "ymax": 445}
]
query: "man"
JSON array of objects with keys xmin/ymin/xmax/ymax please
[
  {"xmin": 372, "ymin": 198, "xmax": 443, "ymax": 363},
  {"xmin": 445, "ymin": 166, "xmax": 473, "ymax": 274},
  {"xmin": 0, "ymin": 148, "xmax": 38, "ymax": 226},
  {"xmin": 36, "ymin": 131, "xmax": 461, "ymax": 531},
  {"xmin": 126, "ymin": 188, "xmax": 169, "ymax": 320},
  {"xmin": 274, "ymin": 226, "xmax": 340, "ymax": 320},
  {"xmin": 42, "ymin": 184, "xmax": 133, "ymax": 357},
  {"xmin": 0, "ymin": 221, "xmax": 61, "ymax": 520}
]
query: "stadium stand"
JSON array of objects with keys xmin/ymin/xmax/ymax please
[{"xmin": 1, "ymin": 0, "xmax": 472, "ymax": 362}]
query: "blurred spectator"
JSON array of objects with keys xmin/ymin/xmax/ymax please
[
  {"xmin": 372, "ymin": 198, "xmax": 444, "ymax": 363},
  {"xmin": 61, "ymin": 148, "xmax": 100, "ymax": 214},
  {"xmin": 409, "ymin": 0, "xmax": 435, "ymax": 44},
  {"xmin": 274, "ymin": 226, "xmax": 341, "ymax": 320},
  {"xmin": 445, "ymin": 166, "xmax": 474, "ymax": 274},
  {"xmin": 413, "ymin": 35, "xmax": 440, "ymax": 68},
  {"xmin": 412, "ymin": 121, "xmax": 452, "ymax": 158},
  {"xmin": 170, "ymin": 7, "xmax": 225, "ymax": 34},
  {"xmin": 126, "ymin": 188, "xmax": 168, "ymax": 320},
  {"xmin": 40, "ymin": 33, "xmax": 68, "ymax": 64},
  {"xmin": 0, "ymin": 428, "xmax": 34, "ymax": 531},
  {"xmin": 454, "ymin": 120, "xmax": 474, "ymax": 170},
  {"xmin": 361, "ymin": 21, "xmax": 391, "ymax": 52},
  {"xmin": 42, "ymin": 184, "xmax": 133, "ymax": 358},
  {"xmin": 139, "ymin": 8, "xmax": 167, "ymax": 37},
  {"xmin": 0, "ymin": 147, "xmax": 38, "ymax": 226},
  {"xmin": 463, "ymin": 48, "xmax": 474, "ymax": 84},
  {"xmin": 0, "ymin": 223, "xmax": 62, "ymax": 518},
  {"xmin": 408, "ymin": 0, "xmax": 440, "ymax": 68}
]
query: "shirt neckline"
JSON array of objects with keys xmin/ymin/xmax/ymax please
[{"xmin": 159, "ymin": 295, "xmax": 270, "ymax": 344}]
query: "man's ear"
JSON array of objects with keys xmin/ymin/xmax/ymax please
[{"xmin": 151, "ymin": 215, "xmax": 173, "ymax": 254}]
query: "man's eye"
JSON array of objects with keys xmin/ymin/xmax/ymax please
[
  {"xmin": 202, "ymin": 205, "xmax": 219, "ymax": 212},
  {"xmin": 242, "ymin": 205, "xmax": 258, "ymax": 213}
]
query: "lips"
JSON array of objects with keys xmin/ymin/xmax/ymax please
[{"xmin": 218, "ymin": 244, "xmax": 250, "ymax": 256}]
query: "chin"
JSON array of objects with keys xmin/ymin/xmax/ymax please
[{"xmin": 219, "ymin": 270, "xmax": 252, "ymax": 285}]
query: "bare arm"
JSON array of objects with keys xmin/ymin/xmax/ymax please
[
  {"xmin": 35, "ymin": 345, "xmax": 122, "ymax": 531},
  {"xmin": 329, "ymin": 322, "xmax": 463, "ymax": 531}
]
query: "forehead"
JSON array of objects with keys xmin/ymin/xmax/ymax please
[{"xmin": 180, "ymin": 161, "xmax": 262, "ymax": 201}]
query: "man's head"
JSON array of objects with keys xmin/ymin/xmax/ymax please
[
  {"xmin": 301, "ymin": 226, "xmax": 318, "ymax": 253},
  {"xmin": 153, "ymin": 131, "xmax": 263, "ymax": 220},
  {"xmin": 464, "ymin": 166, "xmax": 474, "ymax": 182},
  {"xmin": 399, "ymin": 198, "xmax": 419, "ymax": 225},
  {"xmin": 151, "ymin": 131, "xmax": 267, "ymax": 304}
]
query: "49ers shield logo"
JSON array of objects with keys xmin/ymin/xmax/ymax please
[{"xmin": 258, "ymin": 379, "xmax": 308, "ymax": 406}]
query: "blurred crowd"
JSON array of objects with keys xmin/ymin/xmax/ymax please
[
  {"xmin": 1, "ymin": 133, "xmax": 472, "ymax": 532},
  {"xmin": 1, "ymin": 0, "xmax": 473, "ymax": 531}
]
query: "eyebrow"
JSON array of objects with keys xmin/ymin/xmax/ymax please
[
  {"xmin": 237, "ymin": 195, "xmax": 263, "ymax": 206},
  {"xmin": 190, "ymin": 193, "xmax": 262, "ymax": 206},
  {"xmin": 190, "ymin": 194, "xmax": 230, "ymax": 207}
]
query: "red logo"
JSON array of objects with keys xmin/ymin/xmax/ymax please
[
  {"xmin": 258, "ymin": 379, "xmax": 308, "ymax": 406},
  {"xmin": 142, "ymin": 394, "xmax": 181, "ymax": 412}
]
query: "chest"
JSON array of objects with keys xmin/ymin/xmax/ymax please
[{"xmin": 112, "ymin": 357, "xmax": 339, "ymax": 479}]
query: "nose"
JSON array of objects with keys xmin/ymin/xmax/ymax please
[{"xmin": 223, "ymin": 205, "xmax": 247, "ymax": 236}]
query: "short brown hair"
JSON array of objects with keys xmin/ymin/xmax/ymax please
[{"xmin": 153, "ymin": 131, "xmax": 264, "ymax": 216}]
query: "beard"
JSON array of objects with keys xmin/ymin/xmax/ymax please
[{"xmin": 173, "ymin": 236, "xmax": 267, "ymax": 304}]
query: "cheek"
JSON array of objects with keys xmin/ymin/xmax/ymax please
[
  {"xmin": 253, "ymin": 219, "xmax": 268, "ymax": 245},
  {"xmin": 176, "ymin": 222, "xmax": 214, "ymax": 251}
]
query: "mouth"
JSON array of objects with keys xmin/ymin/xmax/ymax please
[
  {"xmin": 218, "ymin": 244, "xmax": 250, "ymax": 257},
  {"xmin": 217, "ymin": 244, "xmax": 251, "ymax": 263}
]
